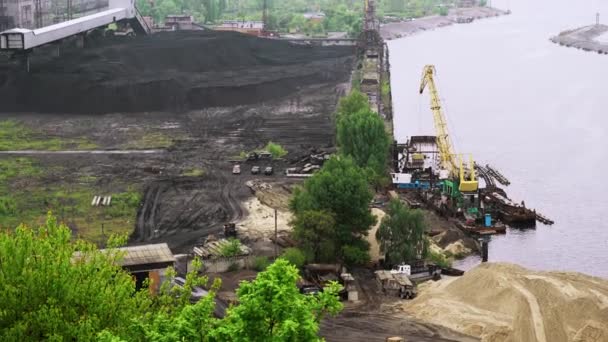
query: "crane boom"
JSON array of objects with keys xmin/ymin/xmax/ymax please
[
  {"xmin": 419, "ymin": 65, "xmax": 456, "ymax": 173},
  {"xmin": 419, "ymin": 65, "xmax": 478, "ymax": 192}
]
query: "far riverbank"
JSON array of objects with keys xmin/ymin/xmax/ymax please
[{"xmin": 380, "ymin": 6, "xmax": 510, "ymax": 41}]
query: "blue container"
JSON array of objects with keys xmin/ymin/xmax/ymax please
[{"xmin": 485, "ymin": 214, "xmax": 492, "ymax": 227}]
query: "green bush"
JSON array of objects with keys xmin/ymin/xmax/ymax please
[
  {"xmin": 480, "ymin": 0, "xmax": 488, "ymax": 6},
  {"xmin": 220, "ymin": 238, "xmax": 242, "ymax": 257},
  {"xmin": 0, "ymin": 196, "xmax": 16, "ymax": 215},
  {"xmin": 428, "ymin": 250, "xmax": 452, "ymax": 268},
  {"xmin": 280, "ymin": 247, "xmax": 306, "ymax": 268},
  {"xmin": 253, "ymin": 256, "xmax": 271, "ymax": 271},
  {"xmin": 265, "ymin": 141, "xmax": 288, "ymax": 159},
  {"xmin": 438, "ymin": 6, "xmax": 448, "ymax": 16}
]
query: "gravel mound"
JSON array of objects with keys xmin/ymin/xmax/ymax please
[
  {"xmin": 401, "ymin": 263, "xmax": 608, "ymax": 342},
  {"xmin": 0, "ymin": 31, "xmax": 354, "ymax": 114}
]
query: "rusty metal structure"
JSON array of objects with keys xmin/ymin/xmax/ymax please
[{"xmin": 359, "ymin": 0, "xmax": 383, "ymax": 52}]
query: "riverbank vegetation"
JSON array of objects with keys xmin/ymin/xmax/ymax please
[
  {"xmin": 0, "ymin": 217, "xmax": 343, "ymax": 340},
  {"xmin": 289, "ymin": 90, "xmax": 391, "ymax": 265},
  {"xmin": 136, "ymin": 0, "xmax": 476, "ymax": 36}
]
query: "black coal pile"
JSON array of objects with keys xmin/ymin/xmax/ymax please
[{"xmin": 0, "ymin": 31, "xmax": 354, "ymax": 114}]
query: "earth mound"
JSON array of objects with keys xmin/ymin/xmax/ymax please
[{"xmin": 401, "ymin": 263, "xmax": 608, "ymax": 342}]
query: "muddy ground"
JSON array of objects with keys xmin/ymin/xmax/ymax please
[
  {"xmin": 0, "ymin": 31, "xmax": 355, "ymax": 252},
  {"xmin": 320, "ymin": 269, "xmax": 479, "ymax": 342}
]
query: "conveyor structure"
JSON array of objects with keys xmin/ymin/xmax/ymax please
[{"xmin": 0, "ymin": 0, "xmax": 149, "ymax": 51}]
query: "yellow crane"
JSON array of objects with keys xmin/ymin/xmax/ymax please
[{"xmin": 419, "ymin": 65, "xmax": 478, "ymax": 192}]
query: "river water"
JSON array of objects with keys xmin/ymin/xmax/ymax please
[{"xmin": 388, "ymin": 0, "xmax": 608, "ymax": 278}]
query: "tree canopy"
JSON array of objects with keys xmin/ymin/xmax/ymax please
[
  {"xmin": 0, "ymin": 213, "xmax": 343, "ymax": 341},
  {"xmin": 376, "ymin": 199, "xmax": 428, "ymax": 265},
  {"xmin": 336, "ymin": 90, "xmax": 391, "ymax": 187},
  {"xmin": 290, "ymin": 156, "xmax": 375, "ymax": 265},
  {"xmin": 291, "ymin": 210, "xmax": 336, "ymax": 263},
  {"xmin": 213, "ymin": 259, "xmax": 343, "ymax": 341},
  {"xmin": 337, "ymin": 106, "xmax": 390, "ymax": 184}
]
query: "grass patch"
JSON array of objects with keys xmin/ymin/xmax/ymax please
[
  {"xmin": 0, "ymin": 120, "xmax": 97, "ymax": 151},
  {"xmin": 237, "ymin": 141, "xmax": 288, "ymax": 160},
  {"xmin": 182, "ymin": 168, "xmax": 205, "ymax": 177},
  {"xmin": 123, "ymin": 132, "xmax": 174, "ymax": 149},
  {"xmin": 265, "ymin": 141, "xmax": 288, "ymax": 159},
  {"xmin": 0, "ymin": 187, "xmax": 141, "ymax": 242},
  {"xmin": 0, "ymin": 157, "xmax": 41, "ymax": 182}
]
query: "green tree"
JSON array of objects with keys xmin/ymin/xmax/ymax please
[
  {"xmin": 337, "ymin": 106, "xmax": 390, "ymax": 186},
  {"xmin": 376, "ymin": 199, "xmax": 429, "ymax": 265},
  {"xmin": 292, "ymin": 210, "xmax": 336, "ymax": 262},
  {"xmin": 0, "ymin": 214, "xmax": 140, "ymax": 340},
  {"xmin": 336, "ymin": 90, "xmax": 369, "ymax": 117},
  {"xmin": 0, "ymin": 213, "xmax": 219, "ymax": 341},
  {"xmin": 290, "ymin": 156, "xmax": 375, "ymax": 265},
  {"xmin": 281, "ymin": 247, "xmax": 307, "ymax": 268},
  {"xmin": 212, "ymin": 259, "xmax": 343, "ymax": 341}
]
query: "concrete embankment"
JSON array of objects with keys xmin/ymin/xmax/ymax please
[
  {"xmin": 380, "ymin": 7, "xmax": 509, "ymax": 41},
  {"xmin": 551, "ymin": 24, "xmax": 608, "ymax": 55}
]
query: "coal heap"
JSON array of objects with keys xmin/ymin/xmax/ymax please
[{"xmin": 0, "ymin": 31, "xmax": 354, "ymax": 114}]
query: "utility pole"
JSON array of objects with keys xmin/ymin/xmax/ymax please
[
  {"xmin": 597, "ymin": 12, "xmax": 600, "ymax": 26},
  {"xmin": 262, "ymin": 0, "xmax": 268, "ymax": 34},
  {"xmin": 274, "ymin": 208, "xmax": 278, "ymax": 258}
]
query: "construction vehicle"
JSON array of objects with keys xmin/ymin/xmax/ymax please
[
  {"xmin": 375, "ymin": 270, "xmax": 417, "ymax": 299},
  {"xmin": 419, "ymin": 65, "xmax": 478, "ymax": 193}
]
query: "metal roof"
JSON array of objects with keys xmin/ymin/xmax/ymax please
[{"xmin": 117, "ymin": 243, "xmax": 176, "ymax": 267}]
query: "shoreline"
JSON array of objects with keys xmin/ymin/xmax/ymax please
[
  {"xmin": 380, "ymin": 6, "xmax": 510, "ymax": 41},
  {"xmin": 550, "ymin": 24, "xmax": 608, "ymax": 55}
]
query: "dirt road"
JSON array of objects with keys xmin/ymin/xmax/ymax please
[{"xmin": 320, "ymin": 269, "xmax": 478, "ymax": 342}]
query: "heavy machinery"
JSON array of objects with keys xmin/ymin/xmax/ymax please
[{"xmin": 419, "ymin": 65, "xmax": 478, "ymax": 193}]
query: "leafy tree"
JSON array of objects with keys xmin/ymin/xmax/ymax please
[
  {"xmin": 290, "ymin": 156, "xmax": 375, "ymax": 265},
  {"xmin": 0, "ymin": 213, "xmax": 219, "ymax": 341},
  {"xmin": 212, "ymin": 259, "xmax": 343, "ymax": 341},
  {"xmin": 336, "ymin": 90, "xmax": 370, "ymax": 117},
  {"xmin": 336, "ymin": 94, "xmax": 390, "ymax": 187},
  {"xmin": 0, "ymin": 214, "xmax": 140, "ymax": 340},
  {"xmin": 376, "ymin": 199, "xmax": 429, "ymax": 265},
  {"xmin": 281, "ymin": 247, "xmax": 307, "ymax": 268},
  {"xmin": 292, "ymin": 210, "xmax": 336, "ymax": 262},
  {"xmin": 337, "ymin": 108, "xmax": 390, "ymax": 179}
]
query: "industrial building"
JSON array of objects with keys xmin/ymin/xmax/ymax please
[{"xmin": 0, "ymin": 0, "xmax": 106, "ymax": 31}]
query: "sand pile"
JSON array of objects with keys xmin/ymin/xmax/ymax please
[
  {"xmin": 400, "ymin": 263, "xmax": 608, "ymax": 342},
  {"xmin": 0, "ymin": 31, "xmax": 354, "ymax": 114},
  {"xmin": 237, "ymin": 197, "xmax": 292, "ymax": 240}
]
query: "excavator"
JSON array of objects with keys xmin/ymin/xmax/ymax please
[{"xmin": 419, "ymin": 65, "xmax": 478, "ymax": 193}]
